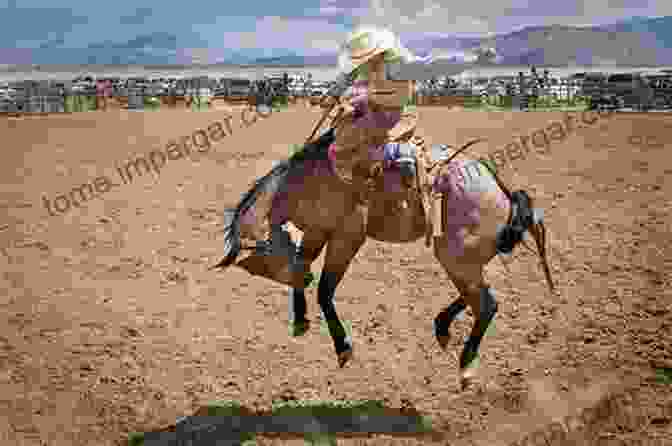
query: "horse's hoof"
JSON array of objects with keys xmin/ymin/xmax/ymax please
[
  {"xmin": 337, "ymin": 347, "xmax": 354, "ymax": 368},
  {"xmin": 289, "ymin": 320, "xmax": 310, "ymax": 337},
  {"xmin": 435, "ymin": 334, "xmax": 450, "ymax": 351}
]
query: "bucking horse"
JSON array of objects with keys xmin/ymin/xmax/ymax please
[{"xmin": 211, "ymin": 126, "xmax": 554, "ymax": 390}]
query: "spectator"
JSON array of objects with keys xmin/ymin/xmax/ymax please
[
  {"xmin": 96, "ymin": 79, "xmax": 111, "ymax": 110},
  {"xmin": 530, "ymin": 66, "xmax": 540, "ymax": 109},
  {"xmin": 517, "ymin": 72, "xmax": 526, "ymax": 95},
  {"xmin": 303, "ymin": 74, "xmax": 313, "ymax": 106},
  {"xmin": 636, "ymin": 76, "xmax": 654, "ymax": 111}
]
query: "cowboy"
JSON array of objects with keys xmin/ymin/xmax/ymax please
[
  {"xmin": 319, "ymin": 26, "xmax": 422, "ymax": 194},
  {"xmin": 237, "ymin": 27, "xmax": 426, "ymax": 263}
]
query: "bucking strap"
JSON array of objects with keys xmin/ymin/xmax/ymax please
[{"xmin": 408, "ymin": 134, "xmax": 437, "ymax": 247}]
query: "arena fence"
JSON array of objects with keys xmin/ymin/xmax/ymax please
[
  {"xmin": 416, "ymin": 76, "xmax": 672, "ymax": 111},
  {"xmin": 0, "ymin": 77, "xmax": 302, "ymax": 115},
  {"xmin": 2, "ymin": 76, "xmax": 672, "ymax": 115}
]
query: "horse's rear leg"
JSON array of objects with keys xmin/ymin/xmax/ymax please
[
  {"xmin": 289, "ymin": 229, "xmax": 328, "ymax": 337},
  {"xmin": 433, "ymin": 296, "xmax": 467, "ymax": 350},
  {"xmin": 459, "ymin": 278, "xmax": 497, "ymax": 390},
  {"xmin": 435, "ymin": 246, "xmax": 498, "ymax": 390}
]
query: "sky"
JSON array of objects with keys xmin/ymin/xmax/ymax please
[{"xmin": 1, "ymin": 0, "xmax": 671, "ymax": 63}]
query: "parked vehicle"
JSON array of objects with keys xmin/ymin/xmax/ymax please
[
  {"xmin": 0, "ymin": 87, "xmax": 16, "ymax": 100},
  {"xmin": 544, "ymin": 77, "xmax": 580, "ymax": 100},
  {"xmin": 288, "ymin": 81, "xmax": 305, "ymax": 95},
  {"xmin": 604, "ymin": 73, "xmax": 638, "ymax": 96},
  {"xmin": 644, "ymin": 74, "xmax": 672, "ymax": 109},
  {"xmin": 213, "ymin": 87, "xmax": 229, "ymax": 97},
  {"xmin": 579, "ymin": 73, "xmax": 610, "ymax": 109},
  {"xmin": 309, "ymin": 82, "xmax": 330, "ymax": 96},
  {"xmin": 479, "ymin": 81, "xmax": 505, "ymax": 98},
  {"xmin": 645, "ymin": 74, "xmax": 672, "ymax": 90},
  {"xmin": 603, "ymin": 72, "xmax": 654, "ymax": 110},
  {"xmin": 227, "ymin": 79, "xmax": 252, "ymax": 100}
]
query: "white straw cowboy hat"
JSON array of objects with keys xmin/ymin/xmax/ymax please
[{"xmin": 338, "ymin": 26, "xmax": 415, "ymax": 73}]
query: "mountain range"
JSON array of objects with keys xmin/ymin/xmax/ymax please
[{"xmin": 4, "ymin": 16, "xmax": 672, "ymax": 67}]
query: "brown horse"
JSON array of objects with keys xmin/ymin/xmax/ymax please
[{"xmin": 212, "ymin": 128, "xmax": 554, "ymax": 389}]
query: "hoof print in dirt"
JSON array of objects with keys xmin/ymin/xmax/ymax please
[
  {"xmin": 337, "ymin": 346, "xmax": 354, "ymax": 368},
  {"xmin": 460, "ymin": 376, "xmax": 481, "ymax": 392}
]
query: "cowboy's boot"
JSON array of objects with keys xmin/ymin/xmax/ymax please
[
  {"xmin": 254, "ymin": 224, "xmax": 296, "ymax": 257},
  {"xmin": 237, "ymin": 223, "xmax": 306, "ymax": 288}
]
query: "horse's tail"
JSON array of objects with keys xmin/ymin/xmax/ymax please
[
  {"xmin": 527, "ymin": 206, "xmax": 555, "ymax": 293},
  {"xmin": 210, "ymin": 208, "xmax": 242, "ymax": 269},
  {"xmin": 478, "ymin": 156, "xmax": 555, "ymax": 293},
  {"xmin": 210, "ymin": 161, "xmax": 292, "ymax": 270}
]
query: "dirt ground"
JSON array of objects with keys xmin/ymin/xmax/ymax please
[{"xmin": 0, "ymin": 104, "xmax": 670, "ymax": 445}]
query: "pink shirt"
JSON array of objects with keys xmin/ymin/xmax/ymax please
[{"xmin": 328, "ymin": 80, "xmax": 402, "ymax": 164}]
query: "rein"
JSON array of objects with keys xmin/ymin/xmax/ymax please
[
  {"xmin": 427, "ymin": 138, "xmax": 488, "ymax": 172},
  {"xmin": 305, "ymin": 69, "xmax": 358, "ymax": 144}
]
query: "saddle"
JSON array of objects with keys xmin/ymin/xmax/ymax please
[
  {"xmin": 320, "ymin": 100, "xmax": 461, "ymax": 248},
  {"xmin": 388, "ymin": 135, "xmax": 488, "ymax": 249}
]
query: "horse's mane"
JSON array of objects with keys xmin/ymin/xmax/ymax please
[
  {"xmin": 237, "ymin": 128, "xmax": 335, "ymax": 220},
  {"xmin": 213, "ymin": 129, "xmax": 335, "ymax": 268}
]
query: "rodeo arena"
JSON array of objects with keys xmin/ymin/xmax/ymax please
[
  {"xmin": 1, "ymin": 30, "xmax": 671, "ymax": 446},
  {"xmin": 2, "ymin": 65, "xmax": 672, "ymax": 114}
]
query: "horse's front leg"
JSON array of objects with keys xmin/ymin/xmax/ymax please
[
  {"xmin": 318, "ymin": 228, "xmax": 366, "ymax": 368},
  {"xmin": 289, "ymin": 229, "xmax": 328, "ymax": 337}
]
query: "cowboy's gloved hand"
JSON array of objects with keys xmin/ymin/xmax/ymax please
[
  {"xmin": 382, "ymin": 142, "xmax": 417, "ymax": 188},
  {"xmin": 383, "ymin": 142, "xmax": 416, "ymax": 170},
  {"xmin": 396, "ymin": 142, "xmax": 417, "ymax": 165}
]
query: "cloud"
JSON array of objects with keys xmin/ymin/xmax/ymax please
[
  {"xmin": 1, "ymin": 0, "xmax": 670, "ymax": 65},
  {"xmin": 318, "ymin": 0, "xmax": 370, "ymax": 17},
  {"xmin": 327, "ymin": 0, "xmax": 672, "ymax": 36},
  {"xmin": 218, "ymin": 16, "xmax": 347, "ymax": 55}
]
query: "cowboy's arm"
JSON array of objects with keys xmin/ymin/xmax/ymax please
[
  {"xmin": 328, "ymin": 92, "xmax": 390, "ymax": 187},
  {"xmin": 334, "ymin": 93, "xmax": 420, "ymax": 156}
]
